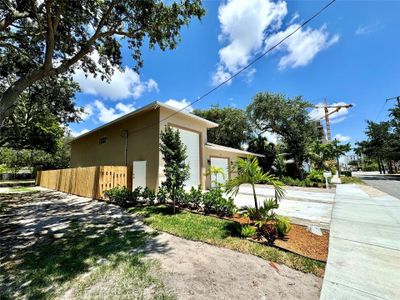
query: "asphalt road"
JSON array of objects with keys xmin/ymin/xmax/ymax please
[{"xmin": 353, "ymin": 172, "xmax": 400, "ymax": 199}]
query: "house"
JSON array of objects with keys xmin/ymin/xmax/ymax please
[{"xmin": 70, "ymin": 101, "xmax": 262, "ymax": 190}]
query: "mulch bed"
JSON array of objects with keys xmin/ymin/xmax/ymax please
[
  {"xmin": 274, "ymin": 224, "xmax": 329, "ymax": 262},
  {"xmin": 227, "ymin": 213, "xmax": 329, "ymax": 262}
]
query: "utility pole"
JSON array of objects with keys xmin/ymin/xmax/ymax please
[{"xmin": 315, "ymin": 100, "xmax": 353, "ymax": 142}]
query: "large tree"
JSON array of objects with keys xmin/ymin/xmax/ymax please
[
  {"xmin": 247, "ymin": 92, "xmax": 319, "ymax": 178},
  {"xmin": 0, "ymin": 0, "xmax": 205, "ymax": 123},
  {"xmin": 0, "ymin": 76, "xmax": 80, "ymax": 152},
  {"xmin": 193, "ymin": 105, "xmax": 251, "ymax": 149},
  {"xmin": 247, "ymin": 135, "xmax": 276, "ymax": 173}
]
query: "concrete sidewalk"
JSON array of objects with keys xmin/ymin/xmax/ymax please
[{"xmin": 320, "ymin": 184, "xmax": 400, "ymax": 300}]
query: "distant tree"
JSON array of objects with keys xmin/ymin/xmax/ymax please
[
  {"xmin": 331, "ymin": 139, "xmax": 351, "ymax": 173},
  {"xmin": 0, "ymin": 0, "xmax": 205, "ymax": 123},
  {"xmin": 193, "ymin": 105, "xmax": 250, "ymax": 149},
  {"xmin": 159, "ymin": 126, "xmax": 189, "ymax": 213},
  {"xmin": 247, "ymin": 135, "xmax": 276, "ymax": 173},
  {"xmin": 247, "ymin": 92, "xmax": 319, "ymax": 178},
  {"xmin": 358, "ymin": 121, "xmax": 396, "ymax": 174},
  {"xmin": 0, "ymin": 76, "xmax": 80, "ymax": 152},
  {"xmin": 0, "ymin": 135, "xmax": 72, "ymax": 173},
  {"xmin": 307, "ymin": 140, "xmax": 350, "ymax": 173}
]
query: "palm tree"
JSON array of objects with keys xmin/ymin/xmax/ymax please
[{"xmin": 225, "ymin": 157, "xmax": 285, "ymax": 212}]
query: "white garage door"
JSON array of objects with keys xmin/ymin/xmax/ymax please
[
  {"xmin": 175, "ymin": 127, "xmax": 200, "ymax": 188},
  {"xmin": 210, "ymin": 157, "xmax": 229, "ymax": 188}
]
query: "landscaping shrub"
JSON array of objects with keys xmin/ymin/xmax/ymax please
[
  {"xmin": 141, "ymin": 187, "xmax": 156, "ymax": 205},
  {"xmin": 175, "ymin": 188, "xmax": 191, "ymax": 207},
  {"xmin": 239, "ymin": 199, "xmax": 278, "ymax": 221},
  {"xmin": 132, "ymin": 187, "xmax": 143, "ymax": 203},
  {"xmin": 202, "ymin": 188, "xmax": 236, "ymax": 216},
  {"xmin": 189, "ymin": 186, "xmax": 203, "ymax": 210},
  {"xmin": 275, "ymin": 216, "xmax": 291, "ymax": 238},
  {"xmin": 104, "ymin": 186, "xmax": 135, "ymax": 208},
  {"xmin": 306, "ymin": 170, "xmax": 325, "ymax": 186},
  {"xmin": 239, "ymin": 224, "xmax": 257, "ymax": 238},
  {"xmin": 156, "ymin": 186, "xmax": 168, "ymax": 204},
  {"xmin": 256, "ymin": 221, "xmax": 277, "ymax": 245}
]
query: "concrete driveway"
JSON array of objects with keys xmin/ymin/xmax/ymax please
[
  {"xmin": 320, "ymin": 184, "xmax": 400, "ymax": 299},
  {"xmin": 231, "ymin": 184, "xmax": 335, "ymax": 229}
]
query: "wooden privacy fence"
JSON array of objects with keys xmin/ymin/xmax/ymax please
[{"xmin": 36, "ymin": 166, "xmax": 131, "ymax": 199}]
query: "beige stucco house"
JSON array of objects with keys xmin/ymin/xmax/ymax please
[{"xmin": 70, "ymin": 101, "xmax": 262, "ymax": 190}]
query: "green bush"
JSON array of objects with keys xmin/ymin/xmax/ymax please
[
  {"xmin": 141, "ymin": 187, "xmax": 156, "ymax": 205},
  {"xmin": 202, "ymin": 188, "xmax": 236, "ymax": 216},
  {"xmin": 176, "ymin": 188, "xmax": 191, "ymax": 207},
  {"xmin": 275, "ymin": 216, "xmax": 291, "ymax": 238},
  {"xmin": 132, "ymin": 187, "xmax": 143, "ymax": 202},
  {"xmin": 306, "ymin": 170, "xmax": 325, "ymax": 185},
  {"xmin": 104, "ymin": 186, "xmax": 135, "ymax": 208},
  {"xmin": 156, "ymin": 186, "xmax": 168, "ymax": 204},
  {"xmin": 189, "ymin": 186, "xmax": 203, "ymax": 210},
  {"xmin": 239, "ymin": 224, "xmax": 257, "ymax": 237}
]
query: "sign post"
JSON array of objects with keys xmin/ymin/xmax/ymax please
[{"xmin": 323, "ymin": 171, "xmax": 332, "ymax": 190}]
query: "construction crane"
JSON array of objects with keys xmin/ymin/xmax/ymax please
[{"xmin": 314, "ymin": 101, "xmax": 353, "ymax": 142}]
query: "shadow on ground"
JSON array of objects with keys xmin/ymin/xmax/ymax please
[{"xmin": 0, "ymin": 190, "xmax": 170, "ymax": 299}]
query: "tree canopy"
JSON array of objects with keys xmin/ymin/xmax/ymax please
[
  {"xmin": 247, "ymin": 92, "xmax": 319, "ymax": 178},
  {"xmin": 193, "ymin": 105, "xmax": 251, "ymax": 149},
  {"xmin": 0, "ymin": 0, "xmax": 205, "ymax": 123},
  {"xmin": 0, "ymin": 76, "xmax": 80, "ymax": 152}
]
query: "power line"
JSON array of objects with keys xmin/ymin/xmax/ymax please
[
  {"xmin": 96, "ymin": 0, "xmax": 336, "ymax": 137},
  {"xmin": 156, "ymin": 0, "xmax": 337, "ymax": 126}
]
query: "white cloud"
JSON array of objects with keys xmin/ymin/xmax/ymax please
[
  {"xmin": 212, "ymin": 0, "xmax": 339, "ymax": 83},
  {"xmin": 265, "ymin": 24, "xmax": 339, "ymax": 70},
  {"xmin": 164, "ymin": 99, "xmax": 193, "ymax": 112},
  {"xmin": 288, "ymin": 12, "xmax": 299, "ymax": 25},
  {"xmin": 334, "ymin": 134, "xmax": 351, "ymax": 142},
  {"xmin": 309, "ymin": 102, "xmax": 352, "ymax": 124},
  {"xmin": 94, "ymin": 100, "xmax": 135, "ymax": 123},
  {"xmin": 70, "ymin": 128, "xmax": 89, "ymax": 137},
  {"xmin": 212, "ymin": 65, "xmax": 232, "ymax": 86},
  {"xmin": 115, "ymin": 102, "xmax": 135, "ymax": 114},
  {"xmin": 81, "ymin": 104, "xmax": 94, "ymax": 120},
  {"xmin": 355, "ymin": 25, "xmax": 372, "ymax": 36},
  {"xmin": 212, "ymin": 0, "xmax": 287, "ymax": 85},
  {"xmin": 73, "ymin": 52, "xmax": 158, "ymax": 100}
]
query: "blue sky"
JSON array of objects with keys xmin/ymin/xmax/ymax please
[{"xmin": 70, "ymin": 0, "xmax": 400, "ymax": 145}]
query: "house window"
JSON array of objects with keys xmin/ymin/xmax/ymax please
[{"xmin": 99, "ymin": 137, "xmax": 108, "ymax": 144}]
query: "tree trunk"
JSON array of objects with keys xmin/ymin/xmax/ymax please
[
  {"xmin": 252, "ymin": 184, "xmax": 259, "ymax": 212},
  {"xmin": 172, "ymin": 187, "xmax": 176, "ymax": 214},
  {"xmin": 0, "ymin": 69, "xmax": 46, "ymax": 124},
  {"xmin": 378, "ymin": 159, "xmax": 382, "ymax": 174}
]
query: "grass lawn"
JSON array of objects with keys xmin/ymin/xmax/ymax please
[
  {"xmin": 340, "ymin": 176, "xmax": 365, "ymax": 185},
  {"xmin": 1, "ymin": 220, "xmax": 173, "ymax": 299},
  {"xmin": 132, "ymin": 206, "xmax": 325, "ymax": 277}
]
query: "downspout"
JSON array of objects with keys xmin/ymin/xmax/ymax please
[{"xmin": 122, "ymin": 130, "xmax": 128, "ymax": 166}]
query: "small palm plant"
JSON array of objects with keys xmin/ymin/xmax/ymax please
[
  {"xmin": 206, "ymin": 166, "xmax": 226, "ymax": 189},
  {"xmin": 225, "ymin": 157, "xmax": 285, "ymax": 213}
]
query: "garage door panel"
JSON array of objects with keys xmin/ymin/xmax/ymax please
[{"xmin": 174, "ymin": 127, "xmax": 200, "ymax": 188}]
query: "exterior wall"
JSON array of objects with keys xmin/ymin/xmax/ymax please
[
  {"xmin": 158, "ymin": 106, "xmax": 209, "ymax": 189},
  {"xmin": 70, "ymin": 109, "xmax": 160, "ymax": 190},
  {"xmin": 204, "ymin": 147, "xmax": 245, "ymax": 189}
]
